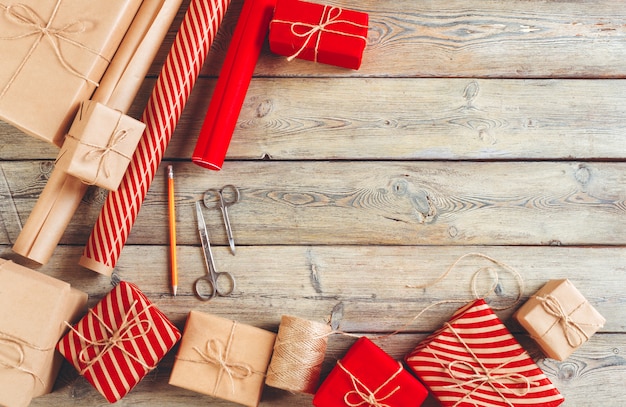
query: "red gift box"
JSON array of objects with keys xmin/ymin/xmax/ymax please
[
  {"xmin": 313, "ymin": 337, "xmax": 428, "ymax": 407},
  {"xmin": 56, "ymin": 281, "xmax": 181, "ymax": 403},
  {"xmin": 405, "ymin": 299, "xmax": 564, "ymax": 407},
  {"xmin": 269, "ymin": 0, "xmax": 368, "ymax": 70}
]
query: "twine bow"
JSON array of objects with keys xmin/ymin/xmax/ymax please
[
  {"xmin": 536, "ymin": 294, "xmax": 590, "ymax": 348},
  {"xmin": 337, "ymin": 360, "xmax": 402, "ymax": 407},
  {"xmin": 0, "ymin": 0, "xmax": 106, "ymax": 99},
  {"xmin": 437, "ymin": 323, "xmax": 537, "ymax": 407},
  {"xmin": 271, "ymin": 6, "xmax": 368, "ymax": 62},
  {"xmin": 0, "ymin": 332, "xmax": 49, "ymax": 388},
  {"xmin": 66, "ymin": 300, "xmax": 155, "ymax": 375},
  {"xmin": 192, "ymin": 337, "xmax": 254, "ymax": 394}
]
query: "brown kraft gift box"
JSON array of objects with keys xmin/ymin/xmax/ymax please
[
  {"xmin": 0, "ymin": 0, "xmax": 143, "ymax": 146},
  {"xmin": 0, "ymin": 258, "xmax": 88, "ymax": 407},
  {"xmin": 169, "ymin": 310, "xmax": 277, "ymax": 407},
  {"xmin": 514, "ymin": 279, "xmax": 605, "ymax": 361}
]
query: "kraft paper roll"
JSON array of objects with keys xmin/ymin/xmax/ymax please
[{"xmin": 191, "ymin": 0, "xmax": 277, "ymax": 171}]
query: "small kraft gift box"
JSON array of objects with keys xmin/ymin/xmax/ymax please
[
  {"xmin": 0, "ymin": 0, "xmax": 143, "ymax": 146},
  {"xmin": 57, "ymin": 281, "xmax": 181, "ymax": 403},
  {"xmin": 313, "ymin": 336, "xmax": 429, "ymax": 407},
  {"xmin": 169, "ymin": 310, "xmax": 277, "ymax": 407},
  {"xmin": 55, "ymin": 100, "xmax": 145, "ymax": 190},
  {"xmin": 513, "ymin": 279, "xmax": 605, "ymax": 361},
  {"xmin": 269, "ymin": 0, "xmax": 369, "ymax": 70},
  {"xmin": 405, "ymin": 299, "xmax": 565, "ymax": 407},
  {"xmin": 0, "ymin": 258, "xmax": 87, "ymax": 407}
]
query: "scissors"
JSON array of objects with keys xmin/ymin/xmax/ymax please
[
  {"xmin": 203, "ymin": 184, "xmax": 240, "ymax": 255},
  {"xmin": 194, "ymin": 201, "xmax": 236, "ymax": 301}
]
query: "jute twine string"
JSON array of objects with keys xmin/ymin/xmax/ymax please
[
  {"xmin": 266, "ymin": 315, "xmax": 332, "ymax": 394},
  {"xmin": 0, "ymin": 331, "xmax": 50, "ymax": 388},
  {"xmin": 0, "ymin": 0, "xmax": 107, "ymax": 99},
  {"xmin": 59, "ymin": 105, "xmax": 134, "ymax": 185},
  {"xmin": 65, "ymin": 300, "xmax": 156, "ymax": 375},
  {"xmin": 431, "ymin": 323, "xmax": 537, "ymax": 407},
  {"xmin": 265, "ymin": 253, "xmax": 525, "ymax": 396},
  {"xmin": 270, "ymin": 5, "xmax": 368, "ymax": 62},
  {"xmin": 535, "ymin": 294, "xmax": 600, "ymax": 348},
  {"xmin": 337, "ymin": 360, "xmax": 402, "ymax": 407}
]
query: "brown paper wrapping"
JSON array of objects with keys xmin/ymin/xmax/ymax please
[
  {"xmin": 0, "ymin": 258, "xmax": 88, "ymax": 407},
  {"xmin": 12, "ymin": 0, "xmax": 183, "ymax": 264},
  {"xmin": 514, "ymin": 279, "xmax": 605, "ymax": 361},
  {"xmin": 55, "ymin": 101, "xmax": 145, "ymax": 190},
  {"xmin": 169, "ymin": 311, "xmax": 276, "ymax": 407},
  {"xmin": 0, "ymin": 0, "xmax": 143, "ymax": 146}
]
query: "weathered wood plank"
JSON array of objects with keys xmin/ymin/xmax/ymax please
[
  {"xmin": 2, "ymin": 245, "xmax": 621, "ymax": 333},
  {"xmin": 2, "ymin": 161, "xmax": 625, "ymax": 246},
  {"xmin": 156, "ymin": 0, "xmax": 626, "ymax": 78},
  {"xmin": 4, "ymin": 78, "xmax": 626, "ymax": 161}
]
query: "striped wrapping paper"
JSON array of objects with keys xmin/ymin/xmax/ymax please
[
  {"xmin": 56, "ymin": 281, "xmax": 181, "ymax": 403},
  {"xmin": 80, "ymin": 0, "xmax": 231, "ymax": 276},
  {"xmin": 405, "ymin": 299, "xmax": 564, "ymax": 407}
]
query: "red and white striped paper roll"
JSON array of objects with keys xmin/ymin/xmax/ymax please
[
  {"xmin": 405, "ymin": 299, "xmax": 565, "ymax": 407},
  {"xmin": 79, "ymin": 0, "xmax": 232, "ymax": 276}
]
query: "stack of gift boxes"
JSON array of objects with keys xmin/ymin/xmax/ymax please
[{"xmin": 0, "ymin": 0, "xmax": 608, "ymax": 406}]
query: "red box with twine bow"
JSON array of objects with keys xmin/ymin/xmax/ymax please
[
  {"xmin": 313, "ymin": 336, "xmax": 428, "ymax": 407},
  {"xmin": 405, "ymin": 299, "xmax": 564, "ymax": 407},
  {"xmin": 56, "ymin": 281, "xmax": 181, "ymax": 403},
  {"xmin": 268, "ymin": 0, "xmax": 368, "ymax": 70}
]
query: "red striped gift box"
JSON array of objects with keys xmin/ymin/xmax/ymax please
[
  {"xmin": 56, "ymin": 281, "xmax": 181, "ymax": 403},
  {"xmin": 405, "ymin": 299, "xmax": 564, "ymax": 407}
]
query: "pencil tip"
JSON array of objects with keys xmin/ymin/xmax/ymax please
[{"xmin": 173, "ymin": 286, "xmax": 177, "ymax": 296}]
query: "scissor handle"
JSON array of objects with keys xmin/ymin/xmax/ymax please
[
  {"xmin": 203, "ymin": 185, "xmax": 240, "ymax": 208},
  {"xmin": 193, "ymin": 272, "xmax": 235, "ymax": 301}
]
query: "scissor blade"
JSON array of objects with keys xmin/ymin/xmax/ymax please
[
  {"xmin": 195, "ymin": 201, "xmax": 206, "ymax": 232},
  {"xmin": 196, "ymin": 201, "xmax": 218, "ymax": 273}
]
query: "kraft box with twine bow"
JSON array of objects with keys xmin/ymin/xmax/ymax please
[
  {"xmin": 513, "ymin": 279, "xmax": 605, "ymax": 361},
  {"xmin": 405, "ymin": 298, "xmax": 565, "ymax": 407},
  {"xmin": 55, "ymin": 100, "xmax": 145, "ymax": 190},
  {"xmin": 0, "ymin": 0, "xmax": 142, "ymax": 146},
  {"xmin": 268, "ymin": 0, "xmax": 368, "ymax": 70},
  {"xmin": 313, "ymin": 336, "xmax": 428, "ymax": 407},
  {"xmin": 169, "ymin": 310, "xmax": 276, "ymax": 407},
  {"xmin": 0, "ymin": 258, "xmax": 87, "ymax": 407},
  {"xmin": 56, "ymin": 281, "xmax": 181, "ymax": 403}
]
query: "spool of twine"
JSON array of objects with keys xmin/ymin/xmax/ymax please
[{"xmin": 265, "ymin": 315, "xmax": 332, "ymax": 394}]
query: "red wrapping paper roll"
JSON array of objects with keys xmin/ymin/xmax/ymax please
[
  {"xmin": 191, "ymin": 0, "xmax": 276, "ymax": 171},
  {"xmin": 80, "ymin": 0, "xmax": 231, "ymax": 276}
]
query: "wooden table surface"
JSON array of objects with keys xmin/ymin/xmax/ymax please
[{"xmin": 1, "ymin": 0, "xmax": 625, "ymax": 405}]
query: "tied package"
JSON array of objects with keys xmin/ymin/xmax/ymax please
[
  {"xmin": 405, "ymin": 299, "xmax": 565, "ymax": 407},
  {"xmin": 0, "ymin": 258, "xmax": 87, "ymax": 407},
  {"xmin": 0, "ymin": 0, "xmax": 143, "ymax": 146},
  {"xmin": 55, "ymin": 100, "xmax": 145, "ymax": 190},
  {"xmin": 313, "ymin": 337, "xmax": 428, "ymax": 407},
  {"xmin": 57, "ymin": 281, "xmax": 181, "ymax": 403},
  {"xmin": 514, "ymin": 279, "xmax": 605, "ymax": 361},
  {"xmin": 269, "ymin": 0, "xmax": 368, "ymax": 70},
  {"xmin": 169, "ymin": 311, "xmax": 276, "ymax": 407}
]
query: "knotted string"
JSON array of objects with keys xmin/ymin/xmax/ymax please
[
  {"xmin": 0, "ymin": 331, "xmax": 50, "ymax": 388},
  {"xmin": 271, "ymin": 6, "xmax": 368, "ymax": 62},
  {"xmin": 435, "ymin": 322, "xmax": 537, "ymax": 407},
  {"xmin": 176, "ymin": 321, "xmax": 256, "ymax": 395},
  {"xmin": 337, "ymin": 360, "xmax": 402, "ymax": 407},
  {"xmin": 60, "ymin": 106, "xmax": 134, "ymax": 185},
  {"xmin": 536, "ymin": 294, "xmax": 594, "ymax": 348},
  {"xmin": 65, "ymin": 300, "xmax": 155, "ymax": 375},
  {"xmin": 0, "ymin": 0, "xmax": 107, "ymax": 99}
]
